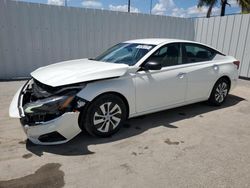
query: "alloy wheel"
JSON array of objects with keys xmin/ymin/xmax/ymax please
[
  {"xmin": 215, "ymin": 82, "xmax": 228, "ymax": 103},
  {"xmin": 93, "ymin": 102, "xmax": 122, "ymax": 133}
]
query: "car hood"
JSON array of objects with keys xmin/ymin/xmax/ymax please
[{"xmin": 31, "ymin": 58, "xmax": 129, "ymax": 87}]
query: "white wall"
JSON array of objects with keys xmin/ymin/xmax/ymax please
[
  {"xmin": 1, "ymin": 0, "xmax": 250, "ymax": 79},
  {"xmin": 194, "ymin": 15, "xmax": 250, "ymax": 78},
  {"xmin": 0, "ymin": 0, "xmax": 194, "ymax": 79}
]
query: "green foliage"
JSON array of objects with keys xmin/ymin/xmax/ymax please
[
  {"xmin": 197, "ymin": 0, "xmax": 217, "ymax": 7},
  {"xmin": 197, "ymin": 0, "xmax": 250, "ymax": 17}
]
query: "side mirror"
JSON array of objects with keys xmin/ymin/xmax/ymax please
[{"xmin": 143, "ymin": 61, "xmax": 162, "ymax": 70}]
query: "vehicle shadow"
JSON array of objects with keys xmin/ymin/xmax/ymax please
[{"xmin": 26, "ymin": 94, "xmax": 245, "ymax": 156}]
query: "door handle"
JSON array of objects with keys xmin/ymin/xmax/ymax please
[
  {"xmin": 213, "ymin": 64, "xmax": 219, "ymax": 70},
  {"xmin": 177, "ymin": 72, "xmax": 186, "ymax": 79}
]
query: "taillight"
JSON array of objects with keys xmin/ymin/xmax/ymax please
[{"xmin": 233, "ymin": 61, "xmax": 240, "ymax": 69}]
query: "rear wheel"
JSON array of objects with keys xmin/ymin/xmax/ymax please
[
  {"xmin": 208, "ymin": 78, "xmax": 230, "ymax": 106},
  {"xmin": 79, "ymin": 94, "xmax": 127, "ymax": 137}
]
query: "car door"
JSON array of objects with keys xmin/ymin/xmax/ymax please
[
  {"xmin": 134, "ymin": 43, "xmax": 188, "ymax": 113},
  {"xmin": 181, "ymin": 43, "xmax": 220, "ymax": 102}
]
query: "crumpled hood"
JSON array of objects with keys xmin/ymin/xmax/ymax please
[{"xmin": 31, "ymin": 58, "xmax": 129, "ymax": 87}]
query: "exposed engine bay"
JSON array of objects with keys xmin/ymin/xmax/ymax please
[{"xmin": 21, "ymin": 79, "xmax": 87, "ymax": 125}]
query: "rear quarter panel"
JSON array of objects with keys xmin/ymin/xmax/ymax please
[
  {"xmin": 219, "ymin": 56, "xmax": 239, "ymax": 91},
  {"xmin": 216, "ymin": 56, "xmax": 238, "ymax": 92}
]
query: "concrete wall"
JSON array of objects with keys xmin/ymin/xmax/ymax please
[
  {"xmin": 0, "ymin": 0, "xmax": 194, "ymax": 79},
  {"xmin": 194, "ymin": 14, "xmax": 250, "ymax": 78}
]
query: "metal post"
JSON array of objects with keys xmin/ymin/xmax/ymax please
[
  {"xmin": 65, "ymin": 0, "xmax": 67, "ymax": 7},
  {"xmin": 150, "ymin": 0, "xmax": 152, "ymax": 14},
  {"xmin": 128, "ymin": 0, "xmax": 130, "ymax": 12}
]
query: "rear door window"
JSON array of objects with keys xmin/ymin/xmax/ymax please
[{"xmin": 182, "ymin": 43, "xmax": 216, "ymax": 64}]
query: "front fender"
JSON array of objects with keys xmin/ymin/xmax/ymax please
[{"xmin": 76, "ymin": 76, "xmax": 136, "ymax": 116}]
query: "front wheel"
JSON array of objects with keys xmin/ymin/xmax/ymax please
[
  {"xmin": 79, "ymin": 94, "xmax": 127, "ymax": 137},
  {"xmin": 208, "ymin": 78, "xmax": 230, "ymax": 106}
]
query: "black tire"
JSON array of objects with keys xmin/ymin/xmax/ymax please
[
  {"xmin": 208, "ymin": 78, "xmax": 230, "ymax": 106},
  {"xmin": 79, "ymin": 94, "xmax": 127, "ymax": 137}
]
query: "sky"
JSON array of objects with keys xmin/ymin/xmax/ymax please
[{"xmin": 15, "ymin": 0, "xmax": 242, "ymax": 18}]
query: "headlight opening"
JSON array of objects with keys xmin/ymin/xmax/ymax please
[{"xmin": 21, "ymin": 80, "xmax": 87, "ymax": 125}]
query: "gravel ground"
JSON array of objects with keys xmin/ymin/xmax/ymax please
[{"xmin": 0, "ymin": 80, "xmax": 250, "ymax": 188}]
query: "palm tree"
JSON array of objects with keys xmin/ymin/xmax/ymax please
[
  {"xmin": 198, "ymin": 0, "xmax": 250, "ymax": 17},
  {"xmin": 238, "ymin": 0, "xmax": 250, "ymax": 13},
  {"xmin": 198, "ymin": 0, "xmax": 217, "ymax": 18},
  {"xmin": 242, "ymin": 6, "xmax": 250, "ymax": 13},
  {"xmin": 220, "ymin": 0, "xmax": 230, "ymax": 16}
]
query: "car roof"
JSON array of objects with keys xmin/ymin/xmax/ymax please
[
  {"xmin": 124, "ymin": 38, "xmax": 224, "ymax": 54},
  {"xmin": 124, "ymin": 38, "xmax": 196, "ymax": 45}
]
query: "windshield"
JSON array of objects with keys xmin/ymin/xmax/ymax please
[{"xmin": 94, "ymin": 43, "xmax": 155, "ymax": 66}]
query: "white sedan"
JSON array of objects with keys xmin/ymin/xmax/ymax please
[{"xmin": 9, "ymin": 38, "xmax": 239, "ymax": 145}]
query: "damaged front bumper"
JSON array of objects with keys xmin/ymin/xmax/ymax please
[
  {"xmin": 22, "ymin": 112, "xmax": 81, "ymax": 145},
  {"xmin": 9, "ymin": 79, "xmax": 86, "ymax": 145}
]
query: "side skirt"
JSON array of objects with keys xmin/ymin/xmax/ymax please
[{"xmin": 128, "ymin": 97, "xmax": 208, "ymax": 119}]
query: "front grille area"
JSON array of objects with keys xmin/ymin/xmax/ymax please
[
  {"xmin": 20, "ymin": 78, "xmax": 84, "ymax": 126},
  {"xmin": 20, "ymin": 79, "xmax": 64, "ymax": 125},
  {"xmin": 20, "ymin": 113, "xmax": 62, "ymax": 126}
]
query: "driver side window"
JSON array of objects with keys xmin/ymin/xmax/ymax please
[{"xmin": 148, "ymin": 43, "xmax": 181, "ymax": 67}]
